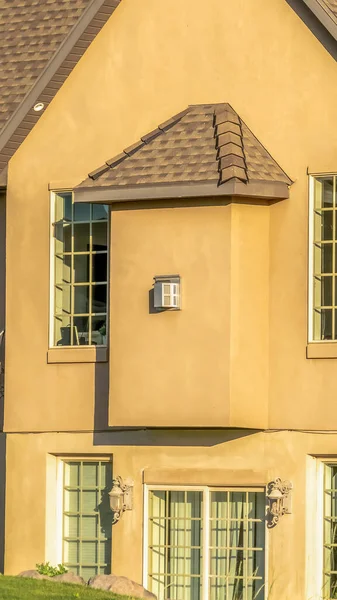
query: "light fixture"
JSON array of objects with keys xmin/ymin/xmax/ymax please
[
  {"xmin": 266, "ymin": 478, "xmax": 292, "ymax": 528},
  {"xmin": 109, "ymin": 476, "xmax": 134, "ymax": 523},
  {"xmin": 153, "ymin": 275, "xmax": 181, "ymax": 310},
  {"xmin": 33, "ymin": 102, "xmax": 45, "ymax": 112}
]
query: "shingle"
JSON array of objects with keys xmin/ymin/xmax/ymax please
[
  {"xmin": 319, "ymin": 0, "xmax": 337, "ymax": 18},
  {"xmin": 0, "ymin": 0, "xmax": 92, "ymax": 133},
  {"xmin": 77, "ymin": 103, "xmax": 292, "ymax": 190}
]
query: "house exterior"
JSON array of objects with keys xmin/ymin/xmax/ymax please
[{"xmin": 1, "ymin": 0, "xmax": 337, "ymax": 598}]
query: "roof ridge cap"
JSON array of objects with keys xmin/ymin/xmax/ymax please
[{"xmin": 213, "ymin": 104, "xmax": 248, "ymax": 186}]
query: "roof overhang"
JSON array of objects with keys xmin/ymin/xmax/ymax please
[
  {"xmin": 301, "ymin": 0, "xmax": 337, "ymax": 39},
  {"xmin": 74, "ymin": 180, "xmax": 290, "ymax": 204}
]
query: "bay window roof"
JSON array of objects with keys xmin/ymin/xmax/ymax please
[{"xmin": 74, "ymin": 103, "xmax": 293, "ymax": 204}]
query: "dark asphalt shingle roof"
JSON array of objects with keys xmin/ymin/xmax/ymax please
[
  {"xmin": 0, "ymin": 0, "xmax": 120, "ymax": 182},
  {"xmin": 78, "ymin": 103, "xmax": 292, "ymax": 190},
  {"xmin": 0, "ymin": 0, "xmax": 90, "ymax": 133},
  {"xmin": 320, "ymin": 0, "xmax": 337, "ymax": 18}
]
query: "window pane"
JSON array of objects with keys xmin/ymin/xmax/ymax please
[
  {"xmin": 92, "ymin": 222, "xmax": 108, "ymax": 251},
  {"xmin": 315, "ymin": 177, "xmax": 334, "ymax": 209},
  {"xmin": 314, "ymin": 276, "xmax": 333, "ymax": 307},
  {"xmin": 74, "ymin": 286, "xmax": 89, "ymax": 314},
  {"xmin": 92, "ymin": 254, "xmax": 107, "ymax": 283},
  {"xmin": 74, "ymin": 255, "xmax": 90, "ymax": 283},
  {"xmin": 54, "ymin": 315, "xmax": 72, "ymax": 346},
  {"xmin": 314, "ymin": 243, "xmax": 333, "ymax": 274},
  {"xmin": 92, "ymin": 285, "xmax": 107, "ymax": 313},
  {"xmin": 314, "ymin": 308, "xmax": 333, "ymax": 341},
  {"xmin": 63, "ymin": 223, "xmax": 72, "ymax": 253},
  {"xmin": 64, "ymin": 462, "xmax": 80, "ymax": 487},
  {"xmin": 55, "ymin": 285, "xmax": 71, "ymax": 315},
  {"xmin": 55, "ymin": 255, "xmax": 71, "ymax": 285},
  {"xmin": 74, "ymin": 223, "xmax": 90, "ymax": 252},
  {"xmin": 74, "ymin": 316, "xmax": 89, "ymax": 346},
  {"xmin": 74, "ymin": 203, "xmax": 90, "ymax": 222},
  {"xmin": 93, "ymin": 204, "xmax": 108, "ymax": 221},
  {"xmin": 91, "ymin": 317, "xmax": 107, "ymax": 345},
  {"xmin": 314, "ymin": 210, "xmax": 333, "ymax": 241}
]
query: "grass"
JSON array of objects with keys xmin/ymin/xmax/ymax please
[{"xmin": 0, "ymin": 576, "xmax": 137, "ymax": 600}]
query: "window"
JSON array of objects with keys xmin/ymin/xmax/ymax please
[
  {"xmin": 146, "ymin": 487, "xmax": 265, "ymax": 600},
  {"xmin": 62, "ymin": 460, "xmax": 113, "ymax": 579},
  {"xmin": 310, "ymin": 176, "xmax": 337, "ymax": 341},
  {"xmin": 323, "ymin": 464, "xmax": 337, "ymax": 598},
  {"xmin": 51, "ymin": 192, "xmax": 108, "ymax": 347}
]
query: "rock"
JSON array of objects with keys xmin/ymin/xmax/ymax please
[
  {"xmin": 88, "ymin": 574, "xmax": 157, "ymax": 599},
  {"xmin": 53, "ymin": 572, "xmax": 86, "ymax": 585},
  {"xmin": 17, "ymin": 570, "xmax": 49, "ymax": 580},
  {"xmin": 17, "ymin": 570, "xmax": 85, "ymax": 585}
]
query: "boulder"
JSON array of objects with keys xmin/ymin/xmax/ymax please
[
  {"xmin": 88, "ymin": 574, "xmax": 157, "ymax": 599},
  {"xmin": 53, "ymin": 572, "xmax": 86, "ymax": 585},
  {"xmin": 18, "ymin": 570, "xmax": 49, "ymax": 580}
]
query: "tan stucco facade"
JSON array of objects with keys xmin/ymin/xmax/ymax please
[{"xmin": 2, "ymin": 0, "xmax": 337, "ymax": 597}]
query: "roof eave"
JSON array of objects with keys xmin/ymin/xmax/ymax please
[
  {"xmin": 74, "ymin": 180, "xmax": 290, "ymax": 204},
  {"xmin": 301, "ymin": 0, "xmax": 337, "ymax": 39}
]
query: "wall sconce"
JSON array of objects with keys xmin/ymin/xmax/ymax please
[
  {"xmin": 266, "ymin": 478, "xmax": 292, "ymax": 528},
  {"xmin": 109, "ymin": 476, "xmax": 134, "ymax": 524}
]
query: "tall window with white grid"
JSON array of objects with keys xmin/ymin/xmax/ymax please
[
  {"xmin": 146, "ymin": 488, "xmax": 265, "ymax": 600},
  {"xmin": 324, "ymin": 464, "xmax": 337, "ymax": 599},
  {"xmin": 311, "ymin": 176, "xmax": 337, "ymax": 341},
  {"xmin": 63, "ymin": 460, "xmax": 113, "ymax": 580},
  {"xmin": 51, "ymin": 192, "xmax": 108, "ymax": 347}
]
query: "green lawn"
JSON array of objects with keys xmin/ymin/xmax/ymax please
[{"xmin": 0, "ymin": 576, "xmax": 137, "ymax": 600}]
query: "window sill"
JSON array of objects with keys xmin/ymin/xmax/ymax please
[
  {"xmin": 307, "ymin": 343, "xmax": 337, "ymax": 359},
  {"xmin": 47, "ymin": 346, "xmax": 108, "ymax": 364}
]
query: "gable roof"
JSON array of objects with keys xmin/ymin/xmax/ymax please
[
  {"xmin": 0, "ymin": 0, "xmax": 120, "ymax": 184},
  {"xmin": 302, "ymin": 0, "xmax": 337, "ymax": 39},
  {"xmin": 75, "ymin": 103, "xmax": 292, "ymax": 204}
]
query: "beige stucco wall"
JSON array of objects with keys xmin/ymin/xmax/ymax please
[
  {"xmin": 3, "ymin": 1, "xmax": 337, "ymax": 596},
  {"xmin": 3, "ymin": 428, "xmax": 335, "ymax": 599},
  {"xmin": 109, "ymin": 200, "xmax": 269, "ymax": 427},
  {"xmin": 4, "ymin": 0, "xmax": 337, "ymax": 431}
]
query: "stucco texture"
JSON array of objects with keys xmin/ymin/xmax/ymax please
[{"xmin": 3, "ymin": 0, "xmax": 337, "ymax": 597}]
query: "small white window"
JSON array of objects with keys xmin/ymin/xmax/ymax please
[
  {"xmin": 310, "ymin": 175, "xmax": 337, "ymax": 341},
  {"xmin": 50, "ymin": 192, "xmax": 109, "ymax": 346}
]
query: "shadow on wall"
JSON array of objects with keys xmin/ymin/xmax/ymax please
[
  {"xmin": 286, "ymin": 0, "xmax": 337, "ymax": 60},
  {"xmin": 93, "ymin": 363, "xmax": 260, "ymax": 447}
]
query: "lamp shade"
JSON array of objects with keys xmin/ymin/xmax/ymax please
[{"xmin": 109, "ymin": 484, "xmax": 124, "ymax": 512}]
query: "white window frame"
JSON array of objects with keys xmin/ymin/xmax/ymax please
[
  {"xmin": 308, "ymin": 174, "xmax": 337, "ymax": 343},
  {"xmin": 49, "ymin": 191, "xmax": 109, "ymax": 348},
  {"xmin": 54, "ymin": 456, "xmax": 113, "ymax": 573},
  {"xmin": 143, "ymin": 484, "xmax": 267, "ymax": 600}
]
